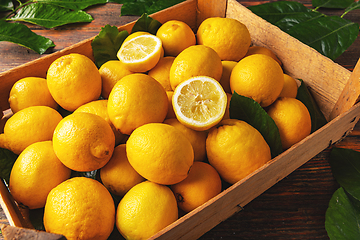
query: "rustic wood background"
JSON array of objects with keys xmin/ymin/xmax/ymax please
[{"xmin": 0, "ymin": 0, "xmax": 359, "ymax": 239}]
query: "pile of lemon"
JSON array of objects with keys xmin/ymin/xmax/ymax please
[{"xmin": 0, "ymin": 17, "xmax": 312, "ymax": 240}]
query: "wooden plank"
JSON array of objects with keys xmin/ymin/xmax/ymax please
[
  {"xmin": 330, "ymin": 58, "xmax": 360, "ymax": 120},
  {"xmin": 225, "ymin": 0, "xmax": 352, "ymax": 121},
  {"xmin": 196, "ymin": 0, "xmax": 227, "ymax": 28}
]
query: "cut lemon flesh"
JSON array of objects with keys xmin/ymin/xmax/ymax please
[
  {"xmin": 172, "ymin": 76, "xmax": 227, "ymax": 131},
  {"xmin": 117, "ymin": 34, "xmax": 162, "ymax": 72}
]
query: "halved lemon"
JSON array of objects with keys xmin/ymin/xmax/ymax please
[
  {"xmin": 172, "ymin": 76, "xmax": 227, "ymax": 131},
  {"xmin": 117, "ymin": 34, "xmax": 162, "ymax": 72}
]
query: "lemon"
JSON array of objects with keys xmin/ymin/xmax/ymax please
[
  {"xmin": 148, "ymin": 56, "xmax": 175, "ymax": 91},
  {"xmin": 99, "ymin": 60, "xmax": 134, "ymax": 99},
  {"xmin": 126, "ymin": 123, "xmax": 194, "ymax": 185},
  {"xmin": 53, "ymin": 112, "xmax": 115, "ymax": 172},
  {"xmin": 0, "ymin": 106, "xmax": 62, "ymax": 155},
  {"xmin": 100, "ymin": 144, "xmax": 145, "ymax": 197},
  {"xmin": 230, "ymin": 54, "xmax": 284, "ymax": 107},
  {"xmin": 169, "ymin": 45, "xmax": 223, "ymax": 90},
  {"xmin": 156, "ymin": 20, "xmax": 196, "ymax": 56},
  {"xmin": 47, "ymin": 53, "xmax": 102, "ymax": 112},
  {"xmin": 172, "ymin": 76, "xmax": 227, "ymax": 131},
  {"xmin": 107, "ymin": 73, "xmax": 168, "ymax": 135},
  {"xmin": 116, "ymin": 181, "xmax": 178, "ymax": 240},
  {"xmin": 197, "ymin": 17, "xmax": 251, "ymax": 61},
  {"xmin": 164, "ymin": 118, "xmax": 208, "ymax": 162},
  {"xmin": 245, "ymin": 45, "xmax": 282, "ymax": 66},
  {"xmin": 74, "ymin": 99, "xmax": 124, "ymax": 145},
  {"xmin": 165, "ymin": 91, "xmax": 176, "ymax": 119},
  {"xmin": 117, "ymin": 34, "xmax": 162, "ymax": 72},
  {"xmin": 279, "ymin": 74, "xmax": 298, "ymax": 98},
  {"xmin": 9, "ymin": 141, "xmax": 71, "ymax": 209},
  {"xmin": 206, "ymin": 119, "xmax": 272, "ymax": 184},
  {"xmin": 170, "ymin": 161, "xmax": 222, "ymax": 213},
  {"xmin": 44, "ymin": 177, "xmax": 115, "ymax": 240},
  {"xmin": 9, "ymin": 77, "xmax": 58, "ymax": 113},
  {"xmin": 267, "ymin": 97, "xmax": 311, "ymax": 150},
  {"xmin": 219, "ymin": 61, "xmax": 237, "ymax": 94}
]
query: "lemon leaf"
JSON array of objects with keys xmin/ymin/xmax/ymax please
[
  {"xmin": 0, "ymin": 20, "xmax": 55, "ymax": 54},
  {"xmin": 36, "ymin": 0, "xmax": 107, "ymax": 11},
  {"xmin": 131, "ymin": 13, "xmax": 162, "ymax": 35},
  {"xmin": 229, "ymin": 92, "xmax": 283, "ymax": 158},
  {"xmin": 10, "ymin": 3, "xmax": 93, "ymax": 28},
  {"xmin": 325, "ymin": 187, "xmax": 360, "ymax": 239},
  {"xmin": 0, "ymin": 0, "xmax": 13, "ymax": 11},
  {"xmin": 296, "ymin": 80, "xmax": 328, "ymax": 133},
  {"xmin": 91, "ymin": 24, "xmax": 129, "ymax": 68},
  {"xmin": 0, "ymin": 148, "xmax": 18, "ymax": 183},
  {"xmin": 329, "ymin": 147, "xmax": 360, "ymax": 202},
  {"xmin": 117, "ymin": 0, "xmax": 185, "ymax": 16},
  {"xmin": 312, "ymin": 0, "xmax": 354, "ymax": 9}
]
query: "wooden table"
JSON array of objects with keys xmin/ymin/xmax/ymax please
[{"xmin": 0, "ymin": 0, "xmax": 359, "ymax": 239}]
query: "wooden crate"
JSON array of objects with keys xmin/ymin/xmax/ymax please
[{"xmin": 1, "ymin": 0, "xmax": 360, "ymax": 239}]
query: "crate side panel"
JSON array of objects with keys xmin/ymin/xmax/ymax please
[
  {"xmin": 226, "ymin": 0, "xmax": 351, "ymax": 120},
  {"xmin": 150, "ymin": 103, "xmax": 360, "ymax": 240}
]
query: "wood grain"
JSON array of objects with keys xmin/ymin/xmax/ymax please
[{"xmin": 0, "ymin": 0, "xmax": 360, "ymax": 239}]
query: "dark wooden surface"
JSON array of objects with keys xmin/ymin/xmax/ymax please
[{"xmin": 0, "ymin": 0, "xmax": 359, "ymax": 239}]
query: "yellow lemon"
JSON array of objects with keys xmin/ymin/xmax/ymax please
[
  {"xmin": 245, "ymin": 45, "xmax": 282, "ymax": 66},
  {"xmin": 9, "ymin": 141, "xmax": 71, "ymax": 209},
  {"xmin": 219, "ymin": 61, "xmax": 237, "ymax": 94},
  {"xmin": 47, "ymin": 53, "xmax": 102, "ymax": 112},
  {"xmin": 0, "ymin": 106, "xmax": 62, "ymax": 155},
  {"xmin": 107, "ymin": 73, "xmax": 168, "ymax": 135},
  {"xmin": 44, "ymin": 177, "xmax": 115, "ymax": 240},
  {"xmin": 165, "ymin": 91, "xmax": 176, "ymax": 119},
  {"xmin": 116, "ymin": 181, "xmax": 178, "ymax": 240},
  {"xmin": 206, "ymin": 119, "xmax": 271, "ymax": 184},
  {"xmin": 279, "ymin": 74, "xmax": 298, "ymax": 98},
  {"xmin": 230, "ymin": 54, "xmax": 284, "ymax": 107},
  {"xmin": 170, "ymin": 161, "xmax": 222, "ymax": 213},
  {"xmin": 9, "ymin": 77, "xmax": 58, "ymax": 113},
  {"xmin": 156, "ymin": 20, "xmax": 196, "ymax": 56},
  {"xmin": 267, "ymin": 97, "xmax": 311, "ymax": 150},
  {"xmin": 100, "ymin": 144, "xmax": 145, "ymax": 197},
  {"xmin": 197, "ymin": 17, "xmax": 251, "ymax": 61},
  {"xmin": 172, "ymin": 76, "xmax": 227, "ymax": 131},
  {"xmin": 164, "ymin": 118, "xmax": 207, "ymax": 162},
  {"xmin": 169, "ymin": 45, "xmax": 223, "ymax": 90},
  {"xmin": 148, "ymin": 56, "xmax": 175, "ymax": 91},
  {"xmin": 99, "ymin": 60, "xmax": 134, "ymax": 99},
  {"xmin": 117, "ymin": 34, "xmax": 162, "ymax": 72},
  {"xmin": 74, "ymin": 99, "xmax": 124, "ymax": 145},
  {"xmin": 126, "ymin": 123, "xmax": 194, "ymax": 185},
  {"xmin": 222, "ymin": 92, "xmax": 232, "ymax": 120},
  {"xmin": 53, "ymin": 112, "xmax": 115, "ymax": 172}
]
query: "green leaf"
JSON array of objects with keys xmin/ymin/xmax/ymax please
[
  {"xmin": 118, "ymin": 0, "xmax": 185, "ymax": 16},
  {"xmin": 0, "ymin": 20, "xmax": 55, "ymax": 54},
  {"xmin": 275, "ymin": 11, "xmax": 324, "ymax": 32},
  {"xmin": 312, "ymin": 0, "xmax": 354, "ymax": 9},
  {"xmin": 325, "ymin": 187, "xmax": 360, "ymax": 239},
  {"xmin": 36, "ymin": 0, "xmax": 107, "ymax": 11},
  {"xmin": 248, "ymin": 1, "xmax": 313, "ymax": 25},
  {"xmin": 248, "ymin": 1, "xmax": 359, "ymax": 60},
  {"xmin": 131, "ymin": 13, "xmax": 162, "ymax": 35},
  {"xmin": 229, "ymin": 92, "xmax": 283, "ymax": 158},
  {"xmin": 343, "ymin": 2, "xmax": 360, "ymax": 16},
  {"xmin": 0, "ymin": 148, "xmax": 18, "ymax": 183},
  {"xmin": 329, "ymin": 147, "xmax": 360, "ymax": 202},
  {"xmin": 0, "ymin": 0, "xmax": 13, "ymax": 12},
  {"xmin": 296, "ymin": 80, "xmax": 328, "ymax": 133},
  {"xmin": 10, "ymin": 3, "xmax": 93, "ymax": 28},
  {"xmin": 91, "ymin": 24, "xmax": 129, "ymax": 68},
  {"xmin": 286, "ymin": 16, "xmax": 359, "ymax": 60}
]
